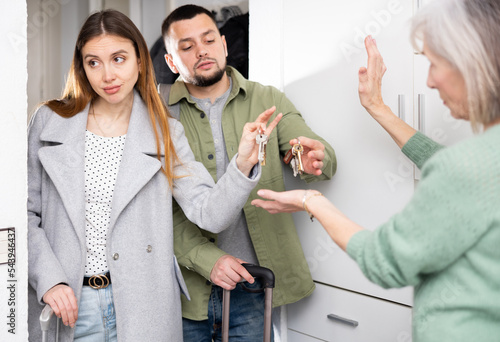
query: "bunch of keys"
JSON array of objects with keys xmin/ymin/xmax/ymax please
[
  {"xmin": 284, "ymin": 139, "xmax": 304, "ymax": 177},
  {"xmin": 256, "ymin": 129, "xmax": 268, "ymax": 166}
]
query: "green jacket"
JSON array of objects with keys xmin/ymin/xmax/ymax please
[{"xmin": 168, "ymin": 67, "xmax": 337, "ymax": 320}]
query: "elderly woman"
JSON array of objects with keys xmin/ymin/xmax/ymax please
[{"xmin": 252, "ymin": 0, "xmax": 500, "ymax": 340}]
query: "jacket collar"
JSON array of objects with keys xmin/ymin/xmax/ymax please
[
  {"xmin": 39, "ymin": 102, "xmax": 89, "ymax": 144},
  {"xmin": 38, "ymin": 90, "xmax": 164, "ymax": 244},
  {"xmin": 168, "ymin": 66, "xmax": 249, "ymax": 106},
  {"xmin": 108, "ymin": 90, "xmax": 164, "ymax": 230},
  {"xmin": 39, "ymin": 90, "xmax": 160, "ymax": 155}
]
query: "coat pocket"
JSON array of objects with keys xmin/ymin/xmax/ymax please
[{"xmin": 173, "ymin": 255, "xmax": 191, "ymax": 301}]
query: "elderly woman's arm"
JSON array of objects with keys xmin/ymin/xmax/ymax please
[
  {"xmin": 253, "ymin": 145, "xmax": 492, "ymax": 289},
  {"xmin": 360, "ymin": 36, "xmax": 444, "ymax": 167},
  {"xmin": 252, "ymin": 189, "xmax": 363, "ymax": 251},
  {"xmin": 358, "ymin": 36, "xmax": 417, "ymax": 148}
]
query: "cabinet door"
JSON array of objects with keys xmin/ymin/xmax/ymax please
[
  {"xmin": 287, "ymin": 282, "xmax": 412, "ymax": 342},
  {"xmin": 250, "ymin": 0, "xmax": 415, "ymax": 305}
]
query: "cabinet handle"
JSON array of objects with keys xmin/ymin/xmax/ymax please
[
  {"xmin": 398, "ymin": 94, "xmax": 405, "ymax": 121},
  {"xmin": 418, "ymin": 93, "xmax": 425, "ymax": 133},
  {"xmin": 327, "ymin": 314, "xmax": 359, "ymax": 327}
]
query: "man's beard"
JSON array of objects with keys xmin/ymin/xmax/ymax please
[{"xmin": 188, "ymin": 60, "xmax": 226, "ymax": 87}]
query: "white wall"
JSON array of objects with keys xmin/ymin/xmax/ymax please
[
  {"xmin": 0, "ymin": 0, "xmax": 28, "ymax": 341},
  {"xmin": 27, "ymin": 0, "xmax": 90, "ymax": 115}
]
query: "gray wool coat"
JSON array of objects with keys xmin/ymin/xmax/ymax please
[{"xmin": 27, "ymin": 91, "xmax": 260, "ymax": 341}]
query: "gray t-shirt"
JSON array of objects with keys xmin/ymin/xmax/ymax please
[{"xmin": 191, "ymin": 77, "xmax": 258, "ymax": 265}]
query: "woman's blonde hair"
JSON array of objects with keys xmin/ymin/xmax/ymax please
[
  {"xmin": 45, "ymin": 9, "xmax": 178, "ymax": 186},
  {"xmin": 410, "ymin": 0, "xmax": 500, "ymax": 130}
]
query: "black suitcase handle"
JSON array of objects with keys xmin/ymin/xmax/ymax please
[{"xmin": 241, "ymin": 263, "xmax": 275, "ymax": 290}]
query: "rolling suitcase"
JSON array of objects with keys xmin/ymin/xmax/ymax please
[
  {"xmin": 40, "ymin": 264, "xmax": 275, "ymax": 341},
  {"xmin": 222, "ymin": 264, "xmax": 275, "ymax": 342}
]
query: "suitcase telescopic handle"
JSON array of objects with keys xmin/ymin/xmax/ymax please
[
  {"xmin": 223, "ymin": 264, "xmax": 275, "ymax": 342},
  {"xmin": 242, "ymin": 263, "xmax": 275, "ymax": 288}
]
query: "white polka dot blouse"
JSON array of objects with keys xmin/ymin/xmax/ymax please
[{"xmin": 84, "ymin": 130, "xmax": 126, "ymax": 276}]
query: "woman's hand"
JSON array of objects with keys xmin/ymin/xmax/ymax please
[
  {"xmin": 253, "ymin": 189, "xmax": 362, "ymax": 251},
  {"xmin": 358, "ymin": 36, "xmax": 389, "ymax": 117},
  {"xmin": 42, "ymin": 284, "xmax": 78, "ymax": 328},
  {"xmin": 358, "ymin": 35, "xmax": 417, "ymax": 148},
  {"xmin": 236, "ymin": 106, "xmax": 283, "ymax": 176},
  {"xmin": 251, "ymin": 189, "xmax": 306, "ymax": 214}
]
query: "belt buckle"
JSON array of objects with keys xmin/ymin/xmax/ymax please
[{"xmin": 89, "ymin": 274, "xmax": 110, "ymax": 289}]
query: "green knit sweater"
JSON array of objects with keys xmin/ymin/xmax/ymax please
[{"xmin": 347, "ymin": 126, "xmax": 500, "ymax": 342}]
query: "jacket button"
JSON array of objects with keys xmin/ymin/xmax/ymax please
[
  {"xmin": 208, "ymin": 154, "xmax": 214, "ymax": 160},
  {"xmin": 209, "ymin": 238, "xmax": 215, "ymax": 243},
  {"xmin": 147, "ymin": 245, "xmax": 152, "ymax": 253},
  {"xmin": 112, "ymin": 253, "xmax": 119, "ymax": 260},
  {"xmin": 200, "ymin": 113, "xmax": 206, "ymax": 119}
]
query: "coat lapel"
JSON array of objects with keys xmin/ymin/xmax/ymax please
[
  {"xmin": 37, "ymin": 92, "xmax": 163, "ymax": 243},
  {"xmin": 38, "ymin": 104, "xmax": 89, "ymax": 247},
  {"xmin": 108, "ymin": 91, "xmax": 163, "ymax": 232}
]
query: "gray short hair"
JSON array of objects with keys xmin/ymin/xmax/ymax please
[{"xmin": 410, "ymin": 0, "xmax": 500, "ymax": 129}]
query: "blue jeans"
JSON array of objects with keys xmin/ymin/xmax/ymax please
[
  {"xmin": 183, "ymin": 280, "xmax": 274, "ymax": 341},
  {"xmin": 74, "ymin": 283, "xmax": 117, "ymax": 342}
]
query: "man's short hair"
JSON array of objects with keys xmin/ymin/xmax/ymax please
[{"xmin": 162, "ymin": 4, "xmax": 218, "ymax": 48}]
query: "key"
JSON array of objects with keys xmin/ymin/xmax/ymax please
[
  {"xmin": 256, "ymin": 131, "xmax": 268, "ymax": 166},
  {"xmin": 290, "ymin": 157, "xmax": 298, "ymax": 177},
  {"xmin": 292, "ymin": 142, "xmax": 304, "ymax": 175},
  {"xmin": 283, "ymin": 138, "xmax": 304, "ymax": 177},
  {"xmin": 284, "ymin": 146, "xmax": 298, "ymax": 176}
]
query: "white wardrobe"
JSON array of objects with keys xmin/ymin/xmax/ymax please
[{"xmin": 249, "ymin": 0, "xmax": 472, "ymax": 341}]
